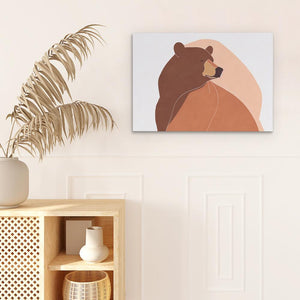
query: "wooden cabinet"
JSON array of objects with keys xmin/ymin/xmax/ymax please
[{"xmin": 0, "ymin": 199, "xmax": 125, "ymax": 300}]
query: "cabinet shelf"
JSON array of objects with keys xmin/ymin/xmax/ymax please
[{"xmin": 48, "ymin": 249, "xmax": 114, "ymax": 271}]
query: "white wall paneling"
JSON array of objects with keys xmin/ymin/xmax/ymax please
[
  {"xmin": 206, "ymin": 193, "xmax": 245, "ymax": 291},
  {"xmin": 20, "ymin": 155, "xmax": 300, "ymax": 300},
  {"xmin": 187, "ymin": 175, "xmax": 262, "ymax": 300}
]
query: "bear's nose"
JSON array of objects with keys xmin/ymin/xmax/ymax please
[{"xmin": 215, "ymin": 67, "xmax": 223, "ymax": 78}]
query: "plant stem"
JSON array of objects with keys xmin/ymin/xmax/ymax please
[
  {"xmin": 5, "ymin": 120, "xmax": 16, "ymax": 158},
  {"xmin": 0, "ymin": 143, "xmax": 6, "ymax": 157}
]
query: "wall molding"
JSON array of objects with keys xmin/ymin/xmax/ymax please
[
  {"xmin": 185, "ymin": 174, "xmax": 263, "ymax": 300},
  {"xmin": 66, "ymin": 172, "xmax": 144, "ymax": 200},
  {"xmin": 205, "ymin": 192, "xmax": 245, "ymax": 292},
  {"xmin": 19, "ymin": 153, "xmax": 300, "ymax": 159}
]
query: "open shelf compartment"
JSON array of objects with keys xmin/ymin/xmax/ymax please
[{"xmin": 43, "ymin": 215, "xmax": 115, "ymax": 299}]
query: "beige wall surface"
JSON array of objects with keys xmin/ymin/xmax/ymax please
[{"xmin": 0, "ymin": 0, "xmax": 299, "ymax": 299}]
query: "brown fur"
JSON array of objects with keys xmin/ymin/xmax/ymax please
[
  {"xmin": 155, "ymin": 42, "xmax": 259, "ymax": 132},
  {"xmin": 155, "ymin": 43, "xmax": 213, "ymax": 131}
]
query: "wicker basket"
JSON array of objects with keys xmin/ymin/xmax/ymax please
[{"xmin": 63, "ymin": 271, "xmax": 111, "ymax": 300}]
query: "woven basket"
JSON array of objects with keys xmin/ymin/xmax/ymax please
[{"xmin": 63, "ymin": 271, "xmax": 111, "ymax": 300}]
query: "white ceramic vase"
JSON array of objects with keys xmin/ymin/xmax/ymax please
[
  {"xmin": 79, "ymin": 226, "xmax": 109, "ymax": 263},
  {"xmin": 0, "ymin": 157, "xmax": 29, "ymax": 209}
]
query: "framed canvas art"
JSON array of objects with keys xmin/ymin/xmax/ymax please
[{"xmin": 132, "ymin": 33, "xmax": 273, "ymax": 132}]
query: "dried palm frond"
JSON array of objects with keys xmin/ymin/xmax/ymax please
[{"xmin": 4, "ymin": 24, "xmax": 114, "ymax": 159}]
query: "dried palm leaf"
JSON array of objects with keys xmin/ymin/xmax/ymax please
[
  {"xmin": 4, "ymin": 24, "xmax": 114, "ymax": 159},
  {"xmin": 11, "ymin": 101, "xmax": 114, "ymax": 159}
]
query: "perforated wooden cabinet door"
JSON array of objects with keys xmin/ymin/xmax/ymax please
[{"xmin": 0, "ymin": 217, "xmax": 40, "ymax": 300}]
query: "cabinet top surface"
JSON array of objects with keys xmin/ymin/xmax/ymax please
[{"xmin": 0, "ymin": 199, "xmax": 125, "ymax": 216}]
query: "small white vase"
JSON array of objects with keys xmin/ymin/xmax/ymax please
[
  {"xmin": 0, "ymin": 157, "xmax": 29, "ymax": 209},
  {"xmin": 79, "ymin": 226, "xmax": 109, "ymax": 263}
]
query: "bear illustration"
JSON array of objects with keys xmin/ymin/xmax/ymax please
[{"xmin": 155, "ymin": 42, "xmax": 259, "ymax": 131}]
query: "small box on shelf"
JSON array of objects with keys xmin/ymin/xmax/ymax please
[{"xmin": 65, "ymin": 218, "xmax": 94, "ymax": 255}]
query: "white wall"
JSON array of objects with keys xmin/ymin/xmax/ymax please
[{"xmin": 1, "ymin": 0, "xmax": 300, "ymax": 299}]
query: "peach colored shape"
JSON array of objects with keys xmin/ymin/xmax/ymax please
[
  {"xmin": 186, "ymin": 39, "xmax": 263, "ymax": 131},
  {"xmin": 166, "ymin": 81, "xmax": 259, "ymax": 132}
]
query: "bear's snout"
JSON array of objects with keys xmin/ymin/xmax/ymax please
[
  {"xmin": 203, "ymin": 60, "xmax": 223, "ymax": 79},
  {"xmin": 215, "ymin": 67, "xmax": 223, "ymax": 78}
]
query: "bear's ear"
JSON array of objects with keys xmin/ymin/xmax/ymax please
[
  {"xmin": 205, "ymin": 46, "xmax": 213, "ymax": 54},
  {"xmin": 174, "ymin": 42, "xmax": 185, "ymax": 57}
]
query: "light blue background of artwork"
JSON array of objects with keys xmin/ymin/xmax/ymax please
[{"xmin": 132, "ymin": 33, "xmax": 273, "ymax": 132}]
